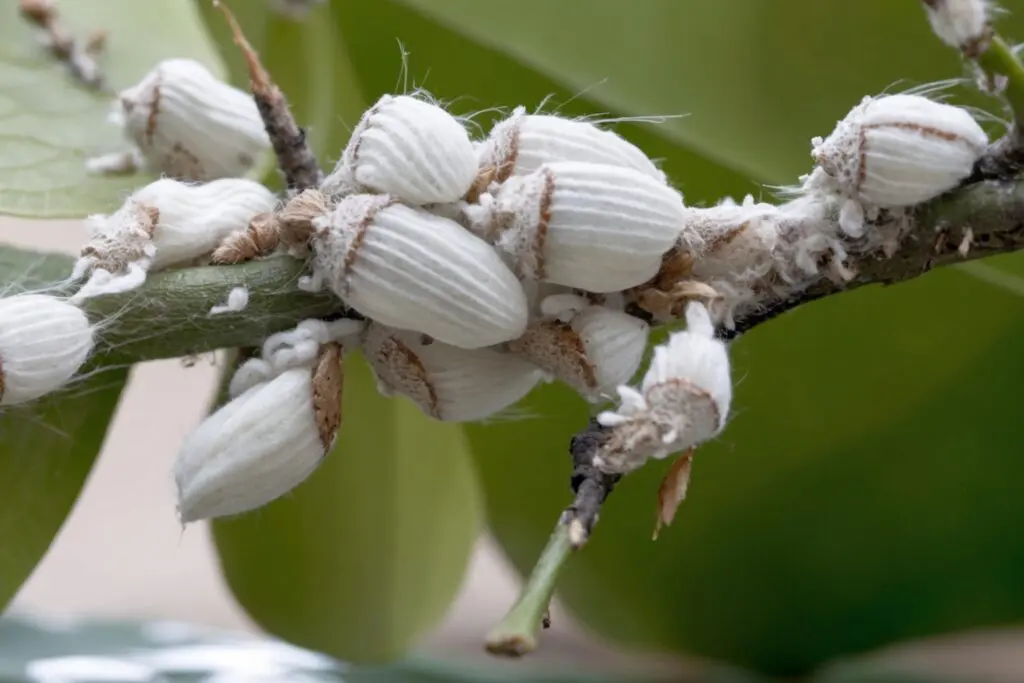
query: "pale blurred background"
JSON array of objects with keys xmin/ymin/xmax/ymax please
[{"xmin": 6, "ymin": 218, "xmax": 1024, "ymax": 682}]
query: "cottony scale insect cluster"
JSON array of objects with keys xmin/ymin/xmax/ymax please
[{"xmin": 0, "ymin": 6, "xmax": 994, "ymax": 526}]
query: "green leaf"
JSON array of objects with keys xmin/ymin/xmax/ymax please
[
  {"xmin": 196, "ymin": 0, "xmax": 368, "ymax": 189},
  {"xmin": 388, "ymin": 0, "xmax": 1021, "ymax": 183},
  {"xmin": 332, "ymin": 0, "xmax": 754, "ymax": 207},
  {"xmin": 0, "ymin": 0, "xmax": 224, "ymax": 218},
  {"xmin": 212, "ymin": 355, "xmax": 483, "ymax": 664},
  {"xmin": 0, "ymin": 247, "xmax": 130, "ymax": 609}
]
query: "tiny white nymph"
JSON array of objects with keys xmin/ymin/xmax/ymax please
[
  {"xmin": 309, "ymin": 194, "xmax": 529, "ymax": 348},
  {"xmin": 595, "ymin": 302, "xmax": 731, "ymax": 474},
  {"xmin": 486, "ymin": 161, "xmax": 686, "ymax": 292},
  {"xmin": 321, "ymin": 94, "xmax": 478, "ymax": 204},
  {"xmin": 807, "ymin": 94, "xmax": 987, "ymax": 237},
  {"xmin": 921, "ymin": 0, "xmax": 993, "ymax": 56},
  {"xmin": 475, "ymin": 107, "xmax": 666, "ymax": 190},
  {"xmin": 361, "ymin": 323, "xmax": 547, "ymax": 422},
  {"xmin": 72, "ymin": 178, "xmax": 278, "ymax": 302},
  {"xmin": 91, "ymin": 58, "xmax": 271, "ymax": 181},
  {"xmin": 208, "ymin": 286, "xmax": 250, "ymax": 316},
  {"xmin": 0, "ymin": 294, "xmax": 95, "ymax": 406},
  {"xmin": 175, "ymin": 343, "xmax": 343, "ymax": 523},
  {"xmin": 509, "ymin": 295, "xmax": 649, "ymax": 402}
]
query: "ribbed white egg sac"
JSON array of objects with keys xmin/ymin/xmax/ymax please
[
  {"xmin": 310, "ymin": 194, "xmax": 529, "ymax": 349},
  {"xmin": 361, "ymin": 323, "xmax": 547, "ymax": 422}
]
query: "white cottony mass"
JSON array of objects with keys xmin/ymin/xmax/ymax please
[
  {"xmin": 596, "ymin": 303, "xmax": 732, "ymax": 474},
  {"xmin": 0, "ymin": 294, "xmax": 95, "ymax": 406},
  {"xmin": 921, "ymin": 0, "xmax": 993, "ymax": 55},
  {"xmin": 97, "ymin": 58, "xmax": 270, "ymax": 181},
  {"xmin": 175, "ymin": 344, "xmax": 343, "ymax": 523},
  {"xmin": 476, "ymin": 107, "xmax": 666, "ymax": 186},
  {"xmin": 73, "ymin": 178, "xmax": 277, "ymax": 302},
  {"xmin": 488, "ymin": 161, "xmax": 686, "ymax": 292},
  {"xmin": 807, "ymin": 93, "xmax": 987, "ymax": 237},
  {"xmin": 322, "ymin": 94, "xmax": 478, "ymax": 205},
  {"xmin": 361, "ymin": 323, "xmax": 546, "ymax": 422},
  {"xmin": 311, "ymin": 194, "xmax": 529, "ymax": 349},
  {"xmin": 509, "ymin": 295, "xmax": 649, "ymax": 402}
]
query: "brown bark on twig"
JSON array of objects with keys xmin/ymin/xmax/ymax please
[{"xmin": 214, "ymin": 0, "xmax": 324, "ymax": 191}]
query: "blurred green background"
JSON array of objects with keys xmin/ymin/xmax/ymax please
[{"xmin": 3, "ymin": 0, "xmax": 1024, "ymax": 681}]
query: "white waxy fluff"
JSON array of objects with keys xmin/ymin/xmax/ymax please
[
  {"xmin": 321, "ymin": 94, "xmax": 478, "ymax": 204},
  {"xmin": 72, "ymin": 178, "xmax": 278, "ymax": 302},
  {"xmin": 679, "ymin": 199, "xmax": 783, "ymax": 326},
  {"xmin": 310, "ymin": 194, "xmax": 529, "ymax": 348},
  {"xmin": 921, "ymin": 0, "xmax": 993, "ymax": 55},
  {"xmin": 490, "ymin": 161, "xmax": 686, "ymax": 292},
  {"xmin": 519, "ymin": 281, "xmax": 579, "ymax": 319},
  {"xmin": 807, "ymin": 94, "xmax": 987, "ymax": 237},
  {"xmin": 595, "ymin": 303, "xmax": 731, "ymax": 474},
  {"xmin": 517, "ymin": 280, "xmax": 630, "ymax": 319},
  {"xmin": 0, "ymin": 294, "xmax": 95, "ymax": 406},
  {"xmin": 677, "ymin": 195, "xmax": 781, "ymax": 257},
  {"xmin": 84, "ymin": 149, "xmax": 144, "ymax": 176},
  {"xmin": 96, "ymin": 58, "xmax": 271, "ymax": 181},
  {"xmin": 175, "ymin": 346, "xmax": 342, "ymax": 523},
  {"xmin": 228, "ymin": 318, "xmax": 364, "ymax": 399},
  {"xmin": 361, "ymin": 323, "xmax": 546, "ymax": 422},
  {"xmin": 510, "ymin": 295, "xmax": 649, "ymax": 402},
  {"xmin": 138, "ymin": 179, "xmax": 279, "ymax": 270},
  {"xmin": 476, "ymin": 107, "xmax": 666, "ymax": 186},
  {"xmin": 641, "ymin": 195, "xmax": 852, "ymax": 330}
]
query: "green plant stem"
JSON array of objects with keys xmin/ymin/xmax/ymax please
[
  {"xmin": 84, "ymin": 254, "xmax": 345, "ymax": 364},
  {"xmin": 485, "ymin": 522, "xmax": 574, "ymax": 657},
  {"xmin": 976, "ymin": 35, "xmax": 1024, "ymax": 126},
  {"xmin": 0, "ymin": 174, "xmax": 1020, "ymax": 367}
]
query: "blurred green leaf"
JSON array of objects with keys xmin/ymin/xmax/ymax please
[
  {"xmin": 333, "ymin": 0, "xmax": 755, "ymax": 208},
  {"xmin": 196, "ymin": 0, "xmax": 367, "ymax": 188},
  {"xmin": 389, "ymin": 0, "xmax": 1015, "ymax": 184},
  {"xmin": 213, "ymin": 356, "xmax": 482, "ymax": 664},
  {"xmin": 0, "ymin": 247, "xmax": 129, "ymax": 609},
  {"xmin": 0, "ymin": 0, "xmax": 223, "ymax": 218}
]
